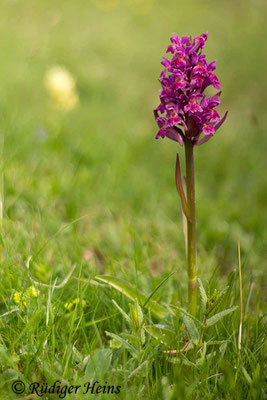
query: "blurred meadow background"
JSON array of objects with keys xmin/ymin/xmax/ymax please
[{"xmin": 0, "ymin": 0, "xmax": 267, "ymax": 398}]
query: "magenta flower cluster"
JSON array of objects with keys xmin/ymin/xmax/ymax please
[{"xmin": 154, "ymin": 32, "xmax": 227, "ymax": 146}]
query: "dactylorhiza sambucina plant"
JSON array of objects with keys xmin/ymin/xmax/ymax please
[{"xmin": 154, "ymin": 32, "xmax": 227, "ymax": 316}]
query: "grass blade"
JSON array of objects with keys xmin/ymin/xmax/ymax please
[
  {"xmin": 95, "ymin": 275, "xmax": 168, "ymax": 320},
  {"xmin": 143, "ymin": 271, "xmax": 176, "ymax": 308}
]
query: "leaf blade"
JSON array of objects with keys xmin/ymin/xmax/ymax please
[
  {"xmin": 143, "ymin": 271, "xmax": 175, "ymax": 308},
  {"xmin": 105, "ymin": 331, "xmax": 137, "ymax": 356},
  {"xmin": 144, "ymin": 324, "xmax": 176, "ymax": 346},
  {"xmin": 206, "ymin": 306, "xmax": 238, "ymax": 327},
  {"xmin": 198, "ymin": 278, "xmax": 207, "ymax": 311},
  {"xmin": 95, "ymin": 275, "xmax": 167, "ymax": 320},
  {"xmin": 182, "ymin": 314, "xmax": 199, "ymax": 345}
]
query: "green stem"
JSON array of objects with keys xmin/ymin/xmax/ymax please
[
  {"xmin": 0, "ymin": 134, "xmax": 3, "ymax": 231},
  {"xmin": 175, "ymin": 154, "xmax": 191, "ymax": 222},
  {"xmin": 185, "ymin": 139, "xmax": 197, "ymax": 316},
  {"xmin": 199, "ymin": 316, "xmax": 207, "ymax": 344}
]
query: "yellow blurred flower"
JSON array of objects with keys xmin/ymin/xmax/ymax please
[
  {"xmin": 92, "ymin": 0, "xmax": 119, "ymax": 10},
  {"xmin": 13, "ymin": 286, "xmax": 39, "ymax": 307},
  {"xmin": 13, "ymin": 291, "xmax": 26, "ymax": 307},
  {"xmin": 127, "ymin": 0, "xmax": 152, "ymax": 15},
  {"xmin": 64, "ymin": 298, "xmax": 86, "ymax": 312},
  {"xmin": 25, "ymin": 285, "xmax": 40, "ymax": 298},
  {"xmin": 44, "ymin": 66, "xmax": 79, "ymax": 111}
]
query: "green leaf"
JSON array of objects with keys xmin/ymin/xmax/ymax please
[
  {"xmin": 0, "ymin": 234, "xmax": 5, "ymax": 248},
  {"xmin": 3, "ymin": 368, "xmax": 19, "ymax": 380},
  {"xmin": 140, "ymin": 327, "xmax": 146, "ymax": 345},
  {"xmin": 128, "ymin": 360, "xmax": 149, "ymax": 379},
  {"xmin": 242, "ymin": 367, "xmax": 252, "ymax": 385},
  {"xmin": 85, "ymin": 312, "xmax": 118, "ymax": 327},
  {"xmin": 144, "ymin": 324, "xmax": 176, "ymax": 346},
  {"xmin": 95, "ymin": 275, "xmax": 167, "ymax": 320},
  {"xmin": 129, "ymin": 299, "xmax": 143, "ymax": 329},
  {"xmin": 205, "ymin": 340, "xmax": 230, "ymax": 346},
  {"xmin": 206, "ymin": 286, "xmax": 229, "ymax": 316},
  {"xmin": 105, "ymin": 331, "xmax": 137, "ymax": 356},
  {"xmin": 143, "ymin": 271, "xmax": 175, "ymax": 308},
  {"xmin": 182, "ymin": 314, "xmax": 199, "ymax": 345},
  {"xmin": 109, "ymin": 338, "xmax": 122, "ymax": 349},
  {"xmin": 85, "ymin": 349, "xmax": 113, "ymax": 380},
  {"xmin": 121, "ymin": 333, "xmax": 140, "ymax": 346},
  {"xmin": 141, "ymin": 339, "xmax": 160, "ymax": 361},
  {"xmin": 112, "ymin": 300, "xmax": 131, "ymax": 324},
  {"xmin": 227, "ymin": 270, "xmax": 237, "ymax": 287},
  {"xmin": 175, "ymin": 306, "xmax": 201, "ymax": 324},
  {"xmin": 198, "ymin": 278, "xmax": 207, "ymax": 311},
  {"xmin": 206, "ymin": 306, "xmax": 238, "ymax": 327}
]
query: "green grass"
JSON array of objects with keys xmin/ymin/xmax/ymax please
[{"xmin": 0, "ymin": 0, "xmax": 266, "ymax": 398}]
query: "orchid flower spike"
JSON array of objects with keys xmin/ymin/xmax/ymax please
[{"xmin": 154, "ymin": 32, "xmax": 227, "ymax": 146}]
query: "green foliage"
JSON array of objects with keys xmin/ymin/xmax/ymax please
[
  {"xmin": 181, "ymin": 314, "xmax": 200, "ymax": 345},
  {"xmin": 95, "ymin": 275, "xmax": 168, "ymax": 320},
  {"xmin": 84, "ymin": 348, "xmax": 113, "ymax": 380},
  {"xmin": 144, "ymin": 325, "xmax": 176, "ymax": 346},
  {"xmin": 198, "ymin": 278, "xmax": 208, "ymax": 311},
  {"xmin": 206, "ymin": 306, "xmax": 238, "ymax": 327}
]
